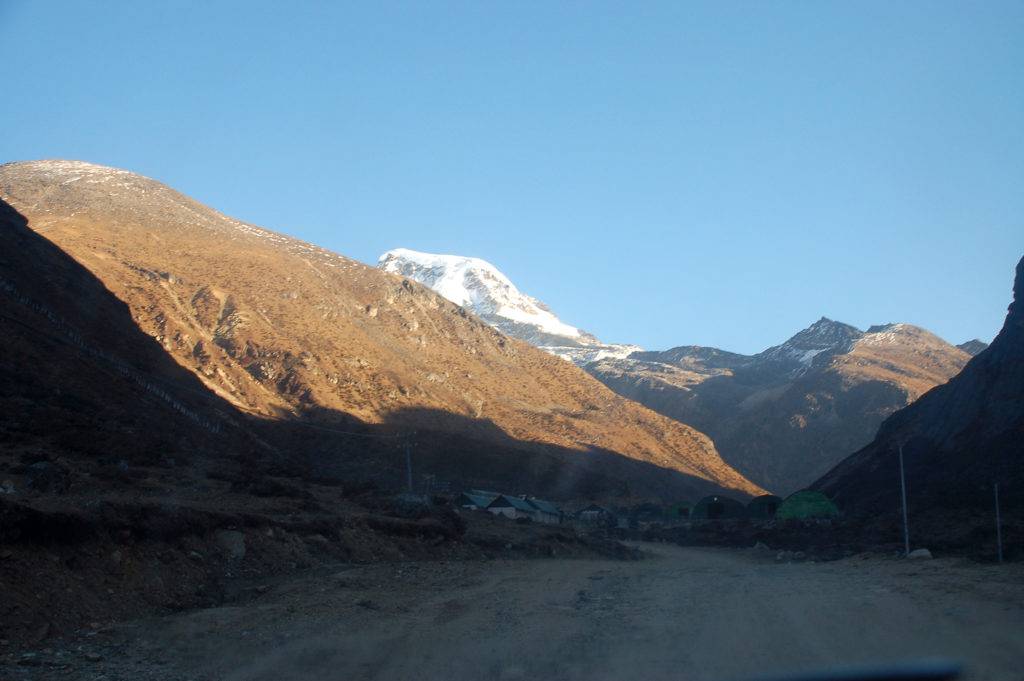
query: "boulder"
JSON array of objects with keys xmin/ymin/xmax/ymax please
[
  {"xmin": 214, "ymin": 530, "xmax": 246, "ymax": 560},
  {"xmin": 908, "ymin": 548, "xmax": 933, "ymax": 560},
  {"xmin": 25, "ymin": 461, "xmax": 70, "ymax": 494}
]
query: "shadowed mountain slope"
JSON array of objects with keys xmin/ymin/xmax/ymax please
[
  {"xmin": 0, "ymin": 160, "xmax": 762, "ymax": 500},
  {"xmin": 814, "ymin": 256, "xmax": 1024, "ymax": 518}
]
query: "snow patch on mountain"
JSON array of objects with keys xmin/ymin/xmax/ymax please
[
  {"xmin": 755, "ymin": 317, "xmax": 863, "ymax": 373},
  {"xmin": 857, "ymin": 323, "xmax": 915, "ymax": 346},
  {"xmin": 379, "ymin": 248, "xmax": 581, "ymax": 338},
  {"xmin": 377, "ymin": 248, "xmax": 639, "ymax": 364}
]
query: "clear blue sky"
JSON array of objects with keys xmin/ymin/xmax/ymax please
[{"xmin": 2, "ymin": 2, "xmax": 1021, "ymax": 353}]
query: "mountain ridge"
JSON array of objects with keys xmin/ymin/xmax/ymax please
[
  {"xmin": 956, "ymin": 339, "xmax": 989, "ymax": 356},
  {"xmin": 0, "ymin": 159, "xmax": 763, "ymax": 501},
  {"xmin": 372, "ymin": 243, "xmax": 976, "ymax": 495},
  {"xmin": 588, "ymin": 318, "xmax": 971, "ymax": 493}
]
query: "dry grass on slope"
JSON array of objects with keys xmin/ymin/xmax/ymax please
[
  {"xmin": 0, "ymin": 160, "xmax": 762, "ymax": 498},
  {"xmin": 832, "ymin": 325, "xmax": 971, "ymax": 400}
]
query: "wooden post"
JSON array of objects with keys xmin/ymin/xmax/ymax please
[
  {"xmin": 995, "ymin": 483, "xmax": 1004, "ymax": 563},
  {"xmin": 405, "ymin": 437, "xmax": 414, "ymax": 492},
  {"xmin": 899, "ymin": 444, "xmax": 910, "ymax": 557}
]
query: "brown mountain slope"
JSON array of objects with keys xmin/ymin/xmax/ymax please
[
  {"xmin": 588, "ymin": 320, "xmax": 970, "ymax": 494},
  {"xmin": 0, "ymin": 160, "xmax": 762, "ymax": 500},
  {"xmin": 814, "ymin": 256, "xmax": 1024, "ymax": 521}
]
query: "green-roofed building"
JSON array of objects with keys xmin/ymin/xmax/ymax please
[
  {"xmin": 455, "ymin": 490, "xmax": 499, "ymax": 510},
  {"xmin": 667, "ymin": 501, "xmax": 692, "ymax": 520},
  {"xmin": 691, "ymin": 495, "xmax": 747, "ymax": 520},
  {"xmin": 747, "ymin": 494, "xmax": 783, "ymax": 519},
  {"xmin": 776, "ymin": 490, "xmax": 839, "ymax": 520},
  {"xmin": 526, "ymin": 497, "xmax": 562, "ymax": 525}
]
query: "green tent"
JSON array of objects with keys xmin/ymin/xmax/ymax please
[
  {"xmin": 667, "ymin": 501, "xmax": 692, "ymax": 519},
  {"xmin": 776, "ymin": 490, "xmax": 839, "ymax": 520},
  {"xmin": 691, "ymin": 495, "xmax": 747, "ymax": 520},
  {"xmin": 747, "ymin": 494, "xmax": 783, "ymax": 519}
]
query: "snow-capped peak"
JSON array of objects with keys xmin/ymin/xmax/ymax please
[
  {"xmin": 378, "ymin": 248, "xmax": 582, "ymax": 339},
  {"xmin": 377, "ymin": 248, "xmax": 639, "ymax": 364}
]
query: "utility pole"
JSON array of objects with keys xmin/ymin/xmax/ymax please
[
  {"xmin": 899, "ymin": 444, "xmax": 910, "ymax": 558},
  {"xmin": 405, "ymin": 434, "xmax": 414, "ymax": 492},
  {"xmin": 995, "ymin": 483, "xmax": 1004, "ymax": 563}
]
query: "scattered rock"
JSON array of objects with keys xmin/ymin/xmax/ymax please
[
  {"xmin": 214, "ymin": 530, "xmax": 246, "ymax": 560},
  {"xmin": 25, "ymin": 461, "xmax": 70, "ymax": 494},
  {"xmin": 500, "ymin": 664, "xmax": 526, "ymax": 679},
  {"xmin": 908, "ymin": 548, "xmax": 933, "ymax": 560},
  {"xmin": 17, "ymin": 653, "xmax": 41, "ymax": 666},
  {"xmin": 305, "ymin": 534, "xmax": 330, "ymax": 548},
  {"xmin": 30, "ymin": 621, "xmax": 51, "ymax": 643}
]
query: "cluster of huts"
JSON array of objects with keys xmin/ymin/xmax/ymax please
[
  {"xmin": 691, "ymin": 490, "xmax": 839, "ymax": 521},
  {"xmin": 455, "ymin": 490, "xmax": 564, "ymax": 524},
  {"xmin": 573, "ymin": 490, "xmax": 840, "ymax": 529},
  {"xmin": 454, "ymin": 489, "xmax": 839, "ymax": 528}
]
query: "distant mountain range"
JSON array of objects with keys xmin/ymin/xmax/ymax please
[
  {"xmin": 0, "ymin": 160, "xmax": 1002, "ymax": 507},
  {"xmin": 589, "ymin": 320, "xmax": 971, "ymax": 494},
  {"xmin": 383, "ymin": 249, "xmax": 979, "ymax": 494},
  {"xmin": 0, "ymin": 160, "xmax": 763, "ymax": 502}
]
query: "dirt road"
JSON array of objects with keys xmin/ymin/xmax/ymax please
[{"xmin": 6, "ymin": 544, "xmax": 1024, "ymax": 680}]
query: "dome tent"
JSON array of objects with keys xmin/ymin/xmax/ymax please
[
  {"xmin": 691, "ymin": 495, "xmax": 747, "ymax": 520},
  {"xmin": 667, "ymin": 501, "xmax": 692, "ymax": 520},
  {"xmin": 747, "ymin": 494, "xmax": 783, "ymax": 519},
  {"xmin": 777, "ymin": 490, "xmax": 839, "ymax": 520}
]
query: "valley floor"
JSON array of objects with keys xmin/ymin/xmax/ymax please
[{"xmin": 5, "ymin": 544, "xmax": 1023, "ymax": 681}]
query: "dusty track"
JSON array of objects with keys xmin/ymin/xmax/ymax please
[{"xmin": 6, "ymin": 544, "xmax": 1023, "ymax": 680}]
